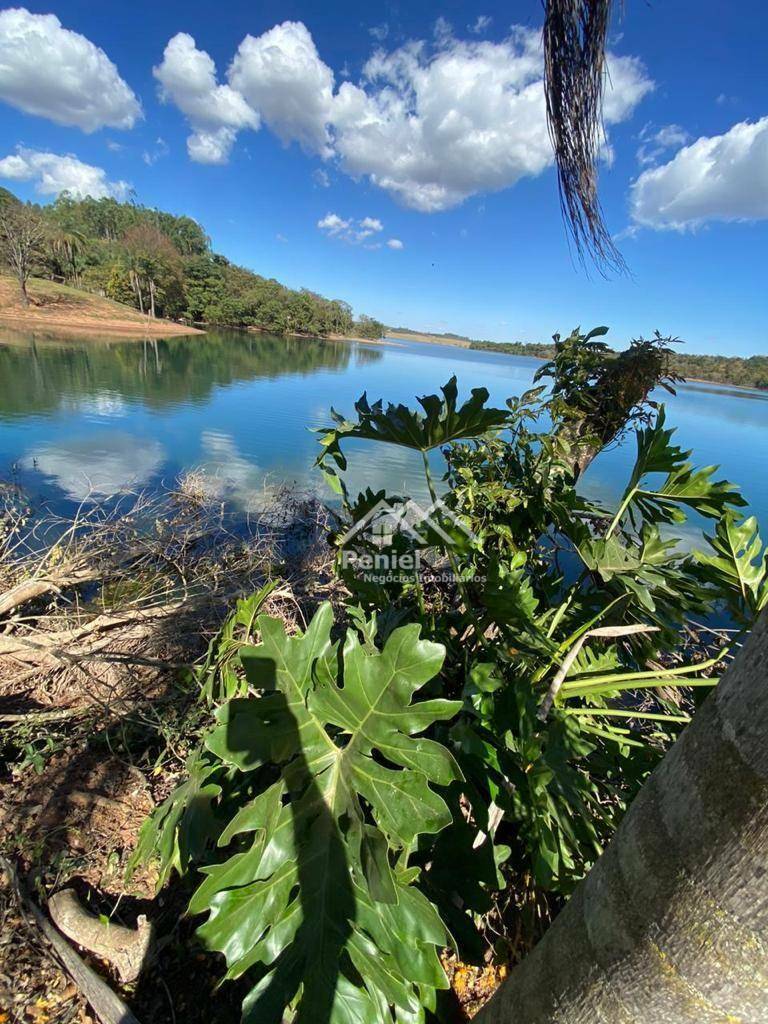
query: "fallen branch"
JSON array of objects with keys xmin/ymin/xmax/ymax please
[
  {"xmin": 0, "ymin": 567, "xmax": 101, "ymax": 618},
  {"xmin": 0, "ymin": 855, "xmax": 143, "ymax": 1024},
  {"xmin": 49, "ymin": 888, "xmax": 152, "ymax": 984},
  {"xmin": 0, "ymin": 602, "xmax": 183, "ymax": 661}
]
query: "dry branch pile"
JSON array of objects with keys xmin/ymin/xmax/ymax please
[{"xmin": 0, "ymin": 478, "xmax": 338, "ymax": 1023}]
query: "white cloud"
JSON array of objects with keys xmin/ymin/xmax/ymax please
[
  {"xmin": 142, "ymin": 137, "xmax": 169, "ymax": 166},
  {"xmin": 313, "ymin": 167, "xmax": 330, "ymax": 187},
  {"xmin": 318, "ymin": 212, "xmax": 386, "ymax": 244},
  {"xmin": 359, "ymin": 216, "xmax": 383, "ymax": 232},
  {"xmin": 369, "ymin": 23, "xmax": 389, "ymax": 42},
  {"xmin": 318, "ymin": 212, "xmax": 351, "ymax": 235},
  {"xmin": 433, "ymin": 17, "xmax": 454, "ymax": 45},
  {"xmin": 158, "ymin": 21, "xmax": 652, "ymax": 210},
  {"xmin": 387, "ymin": 238, "xmax": 404, "ymax": 249},
  {"xmin": 636, "ymin": 123, "xmax": 691, "ymax": 166},
  {"xmin": 0, "ymin": 7, "xmax": 140, "ymax": 131},
  {"xmin": 0, "ymin": 147, "xmax": 130, "ymax": 199},
  {"xmin": 154, "ymin": 32, "xmax": 259, "ymax": 164},
  {"xmin": 229, "ymin": 22, "xmax": 335, "ymax": 157},
  {"xmin": 468, "ymin": 15, "xmax": 492, "ymax": 35},
  {"xmin": 331, "ymin": 31, "xmax": 651, "ymax": 212},
  {"xmin": 630, "ymin": 117, "xmax": 768, "ymax": 231}
]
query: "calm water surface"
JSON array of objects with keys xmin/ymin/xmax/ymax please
[{"xmin": 1, "ymin": 328, "xmax": 766, "ymax": 541}]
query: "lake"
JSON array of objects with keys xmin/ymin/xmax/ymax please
[{"xmin": 1, "ymin": 328, "xmax": 767, "ymax": 545}]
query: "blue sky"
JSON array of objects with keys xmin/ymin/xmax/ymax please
[{"xmin": 0, "ymin": 1, "xmax": 766, "ymax": 355}]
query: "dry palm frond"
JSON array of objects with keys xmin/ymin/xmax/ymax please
[{"xmin": 544, "ymin": 0, "xmax": 625, "ymax": 274}]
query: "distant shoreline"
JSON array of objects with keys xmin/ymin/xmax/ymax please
[
  {"xmin": 386, "ymin": 327, "xmax": 767, "ymax": 392},
  {"xmin": 386, "ymin": 329, "xmax": 471, "ymax": 348}
]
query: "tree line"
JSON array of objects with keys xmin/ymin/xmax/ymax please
[
  {"xmin": 470, "ymin": 337, "xmax": 768, "ymax": 391},
  {"xmin": 391, "ymin": 325, "xmax": 768, "ymax": 391},
  {"xmin": 0, "ymin": 187, "xmax": 385, "ymax": 339}
]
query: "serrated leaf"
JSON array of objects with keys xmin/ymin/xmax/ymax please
[
  {"xmin": 315, "ymin": 377, "xmax": 509, "ymax": 496},
  {"xmin": 191, "ymin": 603, "xmax": 460, "ymax": 1022},
  {"xmin": 694, "ymin": 514, "xmax": 767, "ymax": 618}
]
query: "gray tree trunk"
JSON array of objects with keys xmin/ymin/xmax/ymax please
[{"xmin": 476, "ymin": 611, "xmax": 768, "ymax": 1023}]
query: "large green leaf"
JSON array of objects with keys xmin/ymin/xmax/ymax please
[
  {"xmin": 193, "ymin": 603, "xmax": 462, "ymax": 1023},
  {"xmin": 609, "ymin": 407, "xmax": 745, "ymax": 532},
  {"xmin": 694, "ymin": 514, "xmax": 768, "ymax": 619},
  {"xmin": 315, "ymin": 377, "xmax": 509, "ymax": 494}
]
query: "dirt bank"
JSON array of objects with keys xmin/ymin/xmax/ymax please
[{"xmin": 0, "ymin": 275, "xmax": 203, "ymax": 338}]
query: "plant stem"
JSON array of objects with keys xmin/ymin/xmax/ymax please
[
  {"xmin": 420, "ymin": 448, "xmax": 487, "ymax": 649},
  {"xmin": 563, "ymin": 708, "xmax": 692, "ymax": 723},
  {"xmin": 560, "ymin": 653, "xmax": 723, "ymax": 690},
  {"xmin": 605, "ymin": 487, "xmax": 637, "ymax": 538}
]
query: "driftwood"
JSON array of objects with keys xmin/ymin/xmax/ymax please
[
  {"xmin": 0, "ymin": 602, "xmax": 183, "ymax": 662},
  {"xmin": 0, "ymin": 567, "xmax": 103, "ymax": 617},
  {"xmin": 49, "ymin": 888, "xmax": 152, "ymax": 984},
  {"xmin": 0, "ymin": 855, "xmax": 142, "ymax": 1024}
]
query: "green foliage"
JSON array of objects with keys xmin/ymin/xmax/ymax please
[
  {"xmin": 0, "ymin": 187, "xmax": 377, "ymax": 335},
  {"xmin": 469, "ymin": 333, "xmax": 768, "ymax": 392},
  {"xmin": 694, "ymin": 514, "xmax": 768, "ymax": 622},
  {"xmin": 354, "ymin": 315, "xmax": 386, "ymax": 339},
  {"xmin": 131, "ymin": 327, "xmax": 763, "ymax": 1023},
  {"xmin": 316, "ymin": 376, "xmax": 509, "ymax": 495},
  {"xmin": 131, "ymin": 604, "xmax": 460, "ymax": 1022}
]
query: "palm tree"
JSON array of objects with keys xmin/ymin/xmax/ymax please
[
  {"xmin": 48, "ymin": 227, "xmax": 87, "ymax": 285},
  {"xmin": 474, "ymin": 5, "xmax": 768, "ymax": 1017}
]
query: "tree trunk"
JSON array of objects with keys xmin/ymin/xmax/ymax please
[
  {"xmin": 149, "ymin": 277, "xmax": 156, "ymax": 318},
  {"xmin": 476, "ymin": 610, "xmax": 768, "ymax": 1023},
  {"xmin": 18, "ymin": 271, "xmax": 29, "ymax": 307}
]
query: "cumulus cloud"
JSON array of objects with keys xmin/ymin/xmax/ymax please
[
  {"xmin": 630, "ymin": 117, "xmax": 768, "ymax": 230},
  {"xmin": 0, "ymin": 7, "xmax": 140, "ymax": 131},
  {"xmin": 154, "ymin": 32, "xmax": 259, "ymax": 164},
  {"xmin": 317, "ymin": 212, "xmax": 351, "ymax": 235},
  {"xmin": 387, "ymin": 238, "xmax": 404, "ymax": 249},
  {"xmin": 359, "ymin": 216, "xmax": 383, "ymax": 234},
  {"xmin": 0, "ymin": 147, "xmax": 130, "ymax": 199},
  {"xmin": 636, "ymin": 123, "xmax": 691, "ymax": 166},
  {"xmin": 229, "ymin": 22, "xmax": 335, "ymax": 156},
  {"xmin": 158, "ymin": 20, "xmax": 652, "ymax": 210},
  {"xmin": 318, "ymin": 212, "xmax": 387, "ymax": 245}
]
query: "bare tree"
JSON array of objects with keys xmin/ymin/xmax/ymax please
[{"xmin": 0, "ymin": 204, "xmax": 48, "ymax": 306}]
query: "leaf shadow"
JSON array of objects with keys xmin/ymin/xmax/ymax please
[{"xmin": 226, "ymin": 661, "xmax": 355, "ymax": 1024}]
